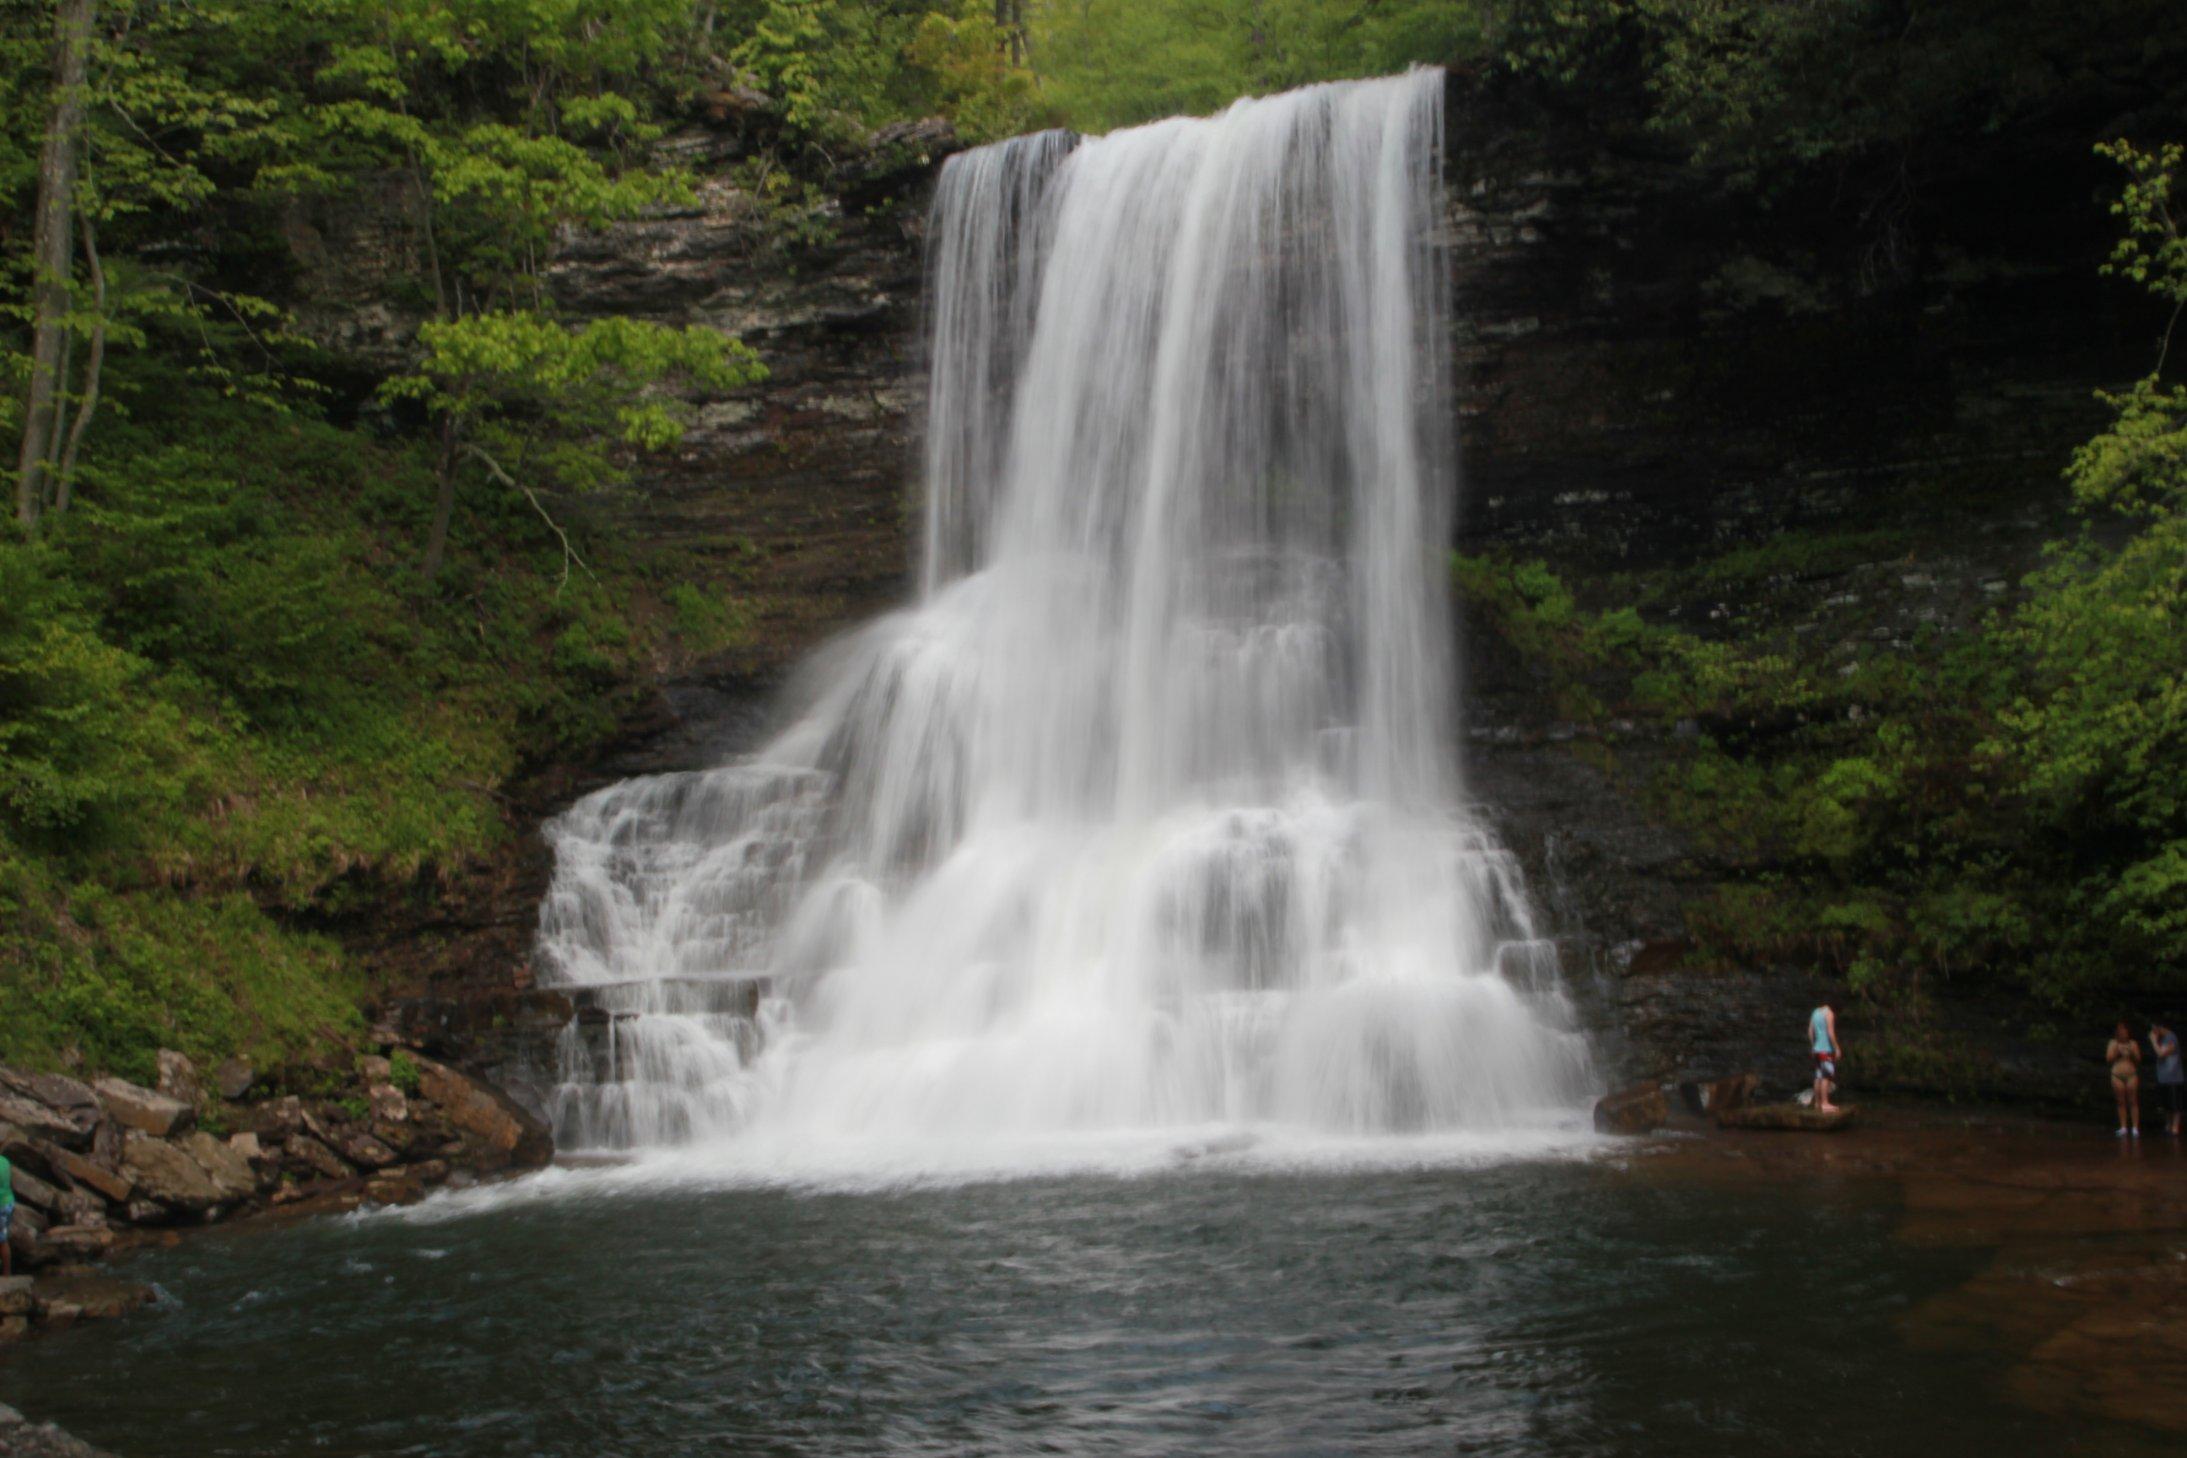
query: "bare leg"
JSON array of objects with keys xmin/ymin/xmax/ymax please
[
  {"xmin": 1819, "ymin": 1075, "xmax": 1835, "ymax": 1113},
  {"xmin": 2130, "ymin": 1079, "xmax": 2141, "ymax": 1135}
]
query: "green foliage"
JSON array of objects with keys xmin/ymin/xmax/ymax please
[
  {"xmin": 388, "ymin": 1047, "xmax": 422, "ymax": 1094},
  {"xmin": 735, "ymin": 0, "xmax": 837, "ymax": 136},
  {"xmin": 906, "ymin": 2, "xmax": 1051, "ymax": 144},
  {"xmin": 1458, "ymin": 145, "xmax": 2187, "ymax": 1011},
  {"xmin": 386, "ymin": 312, "xmax": 764, "ymax": 468}
]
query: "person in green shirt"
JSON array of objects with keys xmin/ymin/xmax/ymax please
[{"xmin": 0, "ymin": 1153, "xmax": 13, "ymax": 1277}]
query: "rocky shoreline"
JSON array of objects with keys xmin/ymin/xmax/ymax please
[{"xmin": 0, "ymin": 1040, "xmax": 551, "ymax": 1349}]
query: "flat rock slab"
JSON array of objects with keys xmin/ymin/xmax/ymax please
[
  {"xmin": 31, "ymin": 1275, "xmax": 155, "ymax": 1324},
  {"xmin": 1716, "ymin": 1104, "xmax": 1859, "ymax": 1132}
]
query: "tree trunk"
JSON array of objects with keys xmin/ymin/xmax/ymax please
[
  {"xmin": 54, "ymin": 212, "xmax": 106, "ymax": 515},
  {"xmin": 421, "ymin": 416, "xmax": 459, "ymax": 581},
  {"xmin": 15, "ymin": 0, "xmax": 94, "ymax": 532}
]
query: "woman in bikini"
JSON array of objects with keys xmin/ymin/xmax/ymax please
[{"xmin": 2106, "ymin": 1020, "xmax": 2141, "ymax": 1139}]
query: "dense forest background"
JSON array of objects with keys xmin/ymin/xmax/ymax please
[{"xmin": 0, "ymin": 0, "xmax": 2181, "ymax": 1086}]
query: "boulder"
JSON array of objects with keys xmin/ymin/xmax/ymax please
[
  {"xmin": 117, "ymin": 1133, "xmax": 225, "ymax": 1211},
  {"xmin": 227, "ymin": 1132, "xmax": 265, "ymax": 1164},
  {"xmin": 287, "ymin": 1136, "xmax": 354, "ymax": 1182},
  {"xmin": 1708, "ymin": 1072, "xmax": 1761, "ymax": 1115},
  {"xmin": 363, "ymin": 1169, "xmax": 427, "ymax": 1206},
  {"xmin": 240, "ymin": 1095, "xmax": 303, "ymax": 1144},
  {"xmin": 92, "ymin": 1078, "xmax": 193, "ymax": 1139},
  {"xmin": 1593, "ymin": 1082, "xmax": 1670, "ymax": 1135},
  {"xmin": 0, "ymin": 1093, "xmax": 96, "ymax": 1151},
  {"xmin": 49, "ymin": 1148, "xmax": 132, "ymax": 1206},
  {"xmin": 1716, "ymin": 1103, "xmax": 1860, "ymax": 1132},
  {"xmin": 334, "ymin": 1131, "xmax": 398, "ymax": 1171},
  {"xmin": 177, "ymin": 1131, "xmax": 257, "ymax": 1202},
  {"xmin": 122, "ymin": 1198, "xmax": 169, "ymax": 1226},
  {"xmin": 212, "ymin": 1058, "xmax": 256, "ymax": 1102},
  {"xmin": 414, "ymin": 1058, "xmax": 552, "ymax": 1169},
  {"xmin": 0, "ymin": 1278, "xmax": 33, "ymax": 1318},
  {"xmin": 154, "ymin": 1051, "xmax": 201, "ymax": 1106}
]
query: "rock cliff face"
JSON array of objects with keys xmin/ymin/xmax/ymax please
[
  {"xmin": 328, "ymin": 76, "xmax": 2153, "ymax": 1106},
  {"xmin": 545, "ymin": 119, "xmax": 959, "ymax": 677}
]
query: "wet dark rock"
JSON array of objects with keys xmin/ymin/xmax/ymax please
[
  {"xmin": 1717, "ymin": 1104, "xmax": 1859, "ymax": 1132},
  {"xmin": 1708, "ymin": 1073, "xmax": 1760, "ymax": 1115},
  {"xmin": 414, "ymin": 1058, "xmax": 553, "ymax": 1171},
  {"xmin": 1593, "ymin": 1082, "xmax": 1669, "ymax": 1135},
  {"xmin": 364, "ymin": 1168, "xmax": 428, "ymax": 1206}
]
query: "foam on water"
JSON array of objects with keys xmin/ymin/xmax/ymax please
[{"xmin": 532, "ymin": 67, "xmax": 1596, "ymax": 1172}]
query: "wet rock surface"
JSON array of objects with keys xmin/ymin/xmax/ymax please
[
  {"xmin": 0, "ymin": 1402, "xmax": 115, "ymax": 1458},
  {"xmin": 1632, "ymin": 1106, "xmax": 2187, "ymax": 1437},
  {"xmin": 1715, "ymin": 1103, "xmax": 1859, "ymax": 1132}
]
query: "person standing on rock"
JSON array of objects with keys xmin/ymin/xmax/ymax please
[
  {"xmin": 2106, "ymin": 1020, "xmax": 2142, "ymax": 1139},
  {"xmin": 1809, "ymin": 1001, "xmax": 1841, "ymax": 1113},
  {"xmin": 2151, "ymin": 1022, "xmax": 2184, "ymax": 1137},
  {"xmin": 0, "ymin": 1152, "xmax": 13, "ymax": 1277}
]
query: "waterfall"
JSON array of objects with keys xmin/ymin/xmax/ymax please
[{"xmin": 536, "ymin": 68, "xmax": 1594, "ymax": 1158}]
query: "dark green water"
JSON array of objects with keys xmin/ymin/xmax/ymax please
[{"xmin": 0, "ymin": 1153, "xmax": 2129, "ymax": 1456}]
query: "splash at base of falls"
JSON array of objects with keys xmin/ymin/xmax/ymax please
[{"xmin": 535, "ymin": 68, "xmax": 1595, "ymax": 1162}]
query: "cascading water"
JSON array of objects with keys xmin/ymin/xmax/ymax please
[{"xmin": 537, "ymin": 68, "xmax": 1594, "ymax": 1161}]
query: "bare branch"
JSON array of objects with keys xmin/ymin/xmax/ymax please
[{"xmin": 459, "ymin": 442, "xmax": 598, "ymax": 595}]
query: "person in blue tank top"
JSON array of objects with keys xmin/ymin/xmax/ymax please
[
  {"xmin": 1809, "ymin": 1001, "xmax": 1840, "ymax": 1113},
  {"xmin": 2151, "ymin": 1022, "xmax": 2184, "ymax": 1137}
]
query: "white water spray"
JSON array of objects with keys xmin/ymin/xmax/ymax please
[{"xmin": 537, "ymin": 69, "xmax": 1593, "ymax": 1158}]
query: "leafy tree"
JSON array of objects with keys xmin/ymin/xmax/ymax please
[
  {"xmin": 1991, "ymin": 140, "xmax": 2187, "ymax": 984},
  {"xmin": 381, "ymin": 311, "xmax": 764, "ymax": 582}
]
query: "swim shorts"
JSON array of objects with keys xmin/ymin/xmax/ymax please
[{"xmin": 1813, "ymin": 1053, "xmax": 1837, "ymax": 1081}]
